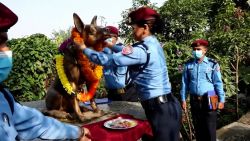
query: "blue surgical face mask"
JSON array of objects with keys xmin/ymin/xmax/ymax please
[
  {"xmin": 192, "ymin": 50, "xmax": 203, "ymax": 59},
  {"xmin": 0, "ymin": 51, "xmax": 13, "ymax": 83}
]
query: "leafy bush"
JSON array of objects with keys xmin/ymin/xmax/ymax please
[
  {"xmin": 163, "ymin": 41, "xmax": 192, "ymax": 96},
  {"xmin": 5, "ymin": 34, "xmax": 58, "ymax": 101}
]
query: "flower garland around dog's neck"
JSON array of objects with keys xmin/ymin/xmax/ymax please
[
  {"xmin": 55, "ymin": 36, "xmax": 103, "ymax": 102},
  {"xmin": 55, "ymin": 54, "xmax": 75, "ymax": 95}
]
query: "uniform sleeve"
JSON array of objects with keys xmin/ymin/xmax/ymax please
[
  {"xmin": 83, "ymin": 46, "xmax": 147, "ymax": 67},
  {"xmin": 13, "ymin": 102, "xmax": 80, "ymax": 140},
  {"xmin": 180, "ymin": 64, "xmax": 188, "ymax": 102},
  {"xmin": 212, "ymin": 63, "xmax": 225, "ymax": 103},
  {"xmin": 111, "ymin": 44, "xmax": 124, "ymax": 53}
]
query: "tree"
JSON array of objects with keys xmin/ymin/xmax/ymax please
[
  {"xmin": 5, "ymin": 34, "xmax": 58, "ymax": 101},
  {"xmin": 208, "ymin": 0, "xmax": 250, "ymax": 118},
  {"xmin": 119, "ymin": 0, "xmax": 158, "ymax": 44},
  {"xmin": 51, "ymin": 27, "xmax": 72, "ymax": 46},
  {"xmin": 158, "ymin": 0, "xmax": 250, "ymax": 117}
]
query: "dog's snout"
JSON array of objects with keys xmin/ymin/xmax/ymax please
[{"xmin": 102, "ymin": 28, "xmax": 109, "ymax": 34}]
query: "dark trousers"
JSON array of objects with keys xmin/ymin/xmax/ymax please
[
  {"xmin": 190, "ymin": 95, "xmax": 217, "ymax": 141},
  {"xmin": 141, "ymin": 94, "xmax": 182, "ymax": 141},
  {"xmin": 107, "ymin": 86, "xmax": 139, "ymax": 102}
]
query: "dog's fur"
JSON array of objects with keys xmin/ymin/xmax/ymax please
[{"xmin": 43, "ymin": 13, "xmax": 109, "ymax": 122}]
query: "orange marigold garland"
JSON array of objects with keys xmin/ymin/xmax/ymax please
[
  {"xmin": 75, "ymin": 51, "xmax": 103, "ymax": 102},
  {"xmin": 70, "ymin": 28, "xmax": 104, "ymax": 102},
  {"xmin": 55, "ymin": 28, "xmax": 104, "ymax": 102},
  {"xmin": 71, "ymin": 28, "xmax": 84, "ymax": 45}
]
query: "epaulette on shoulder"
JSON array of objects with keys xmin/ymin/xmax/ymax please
[
  {"xmin": 185, "ymin": 58, "xmax": 194, "ymax": 64},
  {"xmin": 208, "ymin": 58, "xmax": 218, "ymax": 65}
]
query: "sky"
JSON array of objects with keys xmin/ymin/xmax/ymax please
[{"xmin": 1, "ymin": 0, "xmax": 166, "ymax": 39}]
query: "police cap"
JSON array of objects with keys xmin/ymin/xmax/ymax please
[
  {"xmin": 191, "ymin": 39, "xmax": 209, "ymax": 47},
  {"xmin": 105, "ymin": 26, "xmax": 119, "ymax": 36},
  {"xmin": 0, "ymin": 3, "xmax": 18, "ymax": 32},
  {"xmin": 126, "ymin": 7, "xmax": 160, "ymax": 25}
]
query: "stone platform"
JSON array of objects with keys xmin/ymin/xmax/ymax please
[
  {"xmin": 21, "ymin": 100, "xmax": 146, "ymax": 124},
  {"xmin": 21, "ymin": 100, "xmax": 146, "ymax": 141},
  {"xmin": 21, "ymin": 100, "xmax": 250, "ymax": 141},
  {"xmin": 217, "ymin": 112, "xmax": 250, "ymax": 141}
]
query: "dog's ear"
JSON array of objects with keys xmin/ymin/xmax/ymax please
[
  {"xmin": 89, "ymin": 25, "xmax": 97, "ymax": 34},
  {"xmin": 73, "ymin": 13, "xmax": 85, "ymax": 33},
  {"xmin": 90, "ymin": 15, "xmax": 97, "ymax": 26}
]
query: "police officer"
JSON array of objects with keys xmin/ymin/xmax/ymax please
[
  {"xmin": 74, "ymin": 7, "xmax": 182, "ymax": 141},
  {"xmin": 180, "ymin": 39, "xmax": 225, "ymax": 141},
  {"xmin": 103, "ymin": 25, "xmax": 139, "ymax": 102},
  {"xmin": 0, "ymin": 3, "xmax": 91, "ymax": 141}
]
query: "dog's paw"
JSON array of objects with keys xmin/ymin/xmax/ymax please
[
  {"xmin": 78, "ymin": 115, "xmax": 87, "ymax": 122},
  {"xmin": 95, "ymin": 109, "xmax": 105, "ymax": 116}
]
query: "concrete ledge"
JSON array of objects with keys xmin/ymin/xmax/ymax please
[
  {"xmin": 21, "ymin": 100, "xmax": 146, "ymax": 120},
  {"xmin": 216, "ymin": 112, "xmax": 250, "ymax": 141},
  {"xmin": 22, "ymin": 100, "xmax": 250, "ymax": 141}
]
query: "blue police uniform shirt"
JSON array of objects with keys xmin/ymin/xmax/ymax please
[
  {"xmin": 180, "ymin": 56, "xmax": 225, "ymax": 102},
  {"xmin": 83, "ymin": 35, "xmax": 171, "ymax": 101},
  {"xmin": 102, "ymin": 45, "xmax": 127, "ymax": 89},
  {"xmin": 0, "ymin": 88, "xmax": 80, "ymax": 141}
]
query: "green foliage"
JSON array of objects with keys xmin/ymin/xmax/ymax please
[
  {"xmin": 163, "ymin": 41, "xmax": 191, "ymax": 96},
  {"xmin": 208, "ymin": 0, "xmax": 250, "ymax": 95},
  {"xmin": 159, "ymin": 0, "xmax": 212, "ymax": 42},
  {"xmin": 95, "ymin": 78, "xmax": 108, "ymax": 98},
  {"xmin": 51, "ymin": 27, "xmax": 72, "ymax": 46},
  {"xmin": 119, "ymin": 0, "xmax": 158, "ymax": 44},
  {"xmin": 239, "ymin": 66, "xmax": 250, "ymax": 84},
  {"xmin": 4, "ymin": 34, "xmax": 58, "ymax": 101}
]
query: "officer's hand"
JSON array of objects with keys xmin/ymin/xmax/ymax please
[
  {"xmin": 182, "ymin": 101, "xmax": 187, "ymax": 112},
  {"xmin": 79, "ymin": 136, "xmax": 91, "ymax": 141},
  {"xmin": 218, "ymin": 102, "xmax": 224, "ymax": 109},
  {"xmin": 79, "ymin": 128, "xmax": 92, "ymax": 141},
  {"xmin": 104, "ymin": 37, "xmax": 116, "ymax": 48}
]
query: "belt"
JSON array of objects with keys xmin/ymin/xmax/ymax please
[
  {"xmin": 107, "ymin": 88, "xmax": 125, "ymax": 94},
  {"xmin": 190, "ymin": 94, "xmax": 207, "ymax": 101},
  {"xmin": 152, "ymin": 93, "xmax": 173, "ymax": 104}
]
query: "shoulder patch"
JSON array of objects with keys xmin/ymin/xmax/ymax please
[{"xmin": 122, "ymin": 46, "xmax": 133, "ymax": 55}]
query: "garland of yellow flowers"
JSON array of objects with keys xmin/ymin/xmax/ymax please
[
  {"xmin": 55, "ymin": 54, "xmax": 103, "ymax": 101},
  {"xmin": 55, "ymin": 54, "xmax": 75, "ymax": 95}
]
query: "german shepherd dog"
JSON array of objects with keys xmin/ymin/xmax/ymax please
[{"xmin": 43, "ymin": 13, "xmax": 109, "ymax": 122}]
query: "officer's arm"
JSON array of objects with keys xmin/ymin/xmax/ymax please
[
  {"xmin": 83, "ymin": 47, "xmax": 147, "ymax": 67},
  {"xmin": 83, "ymin": 48, "xmax": 114, "ymax": 66},
  {"xmin": 111, "ymin": 43, "xmax": 124, "ymax": 53},
  {"xmin": 180, "ymin": 64, "xmax": 188, "ymax": 102},
  {"xmin": 213, "ymin": 63, "xmax": 225, "ymax": 103},
  {"xmin": 13, "ymin": 102, "xmax": 80, "ymax": 140}
]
